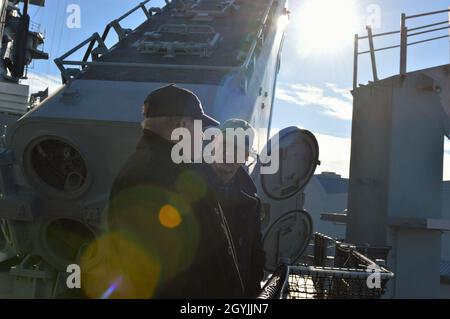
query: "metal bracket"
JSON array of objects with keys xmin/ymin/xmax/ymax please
[
  {"xmin": 55, "ymin": 32, "xmax": 108, "ymax": 83},
  {"xmin": 137, "ymin": 24, "xmax": 222, "ymax": 58},
  {"xmin": 55, "ymin": 0, "xmax": 156, "ymax": 82},
  {"xmin": 110, "ymin": 20, "xmax": 133, "ymax": 41},
  {"xmin": 389, "ymin": 217, "xmax": 450, "ymax": 232},
  {"xmin": 321, "ymin": 212, "xmax": 348, "ymax": 224},
  {"xmin": 188, "ymin": 0, "xmax": 239, "ymax": 21}
]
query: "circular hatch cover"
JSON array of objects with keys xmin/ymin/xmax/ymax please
[
  {"xmin": 263, "ymin": 210, "xmax": 313, "ymax": 272},
  {"xmin": 261, "ymin": 127, "xmax": 319, "ymax": 200},
  {"xmin": 24, "ymin": 137, "xmax": 91, "ymax": 199}
]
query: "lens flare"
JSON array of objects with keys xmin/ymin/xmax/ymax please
[
  {"xmin": 100, "ymin": 276, "xmax": 123, "ymax": 299},
  {"xmin": 88, "ymin": 184, "xmax": 203, "ymax": 298},
  {"xmin": 175, "ymin": 170, "xmax": 208, "ymax": 203},
  {"xmin": 158, "ymin": 204, "xmax": 182, "ymax": 229},
  {"xmin": 80, "ymin": 233, "xmax": 161, "ymax": 299}
]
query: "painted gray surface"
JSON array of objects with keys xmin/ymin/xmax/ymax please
[
  {"xmin": 304, "ymin": 173, "xmax": 347, "ymax": 240},
  {"xmin": 81, "ymin": 1, "xmax": 272, "ymax": 69},
  {"xmin": 0, "ymin": 113, "xmax": 21, "ymax": 134},
  {"xmin": 315, "ymin": 173, "xmax": 348, "ymax": 195},
  {"xmin": 347, "ymin": 65, "xmax": 450, "ymax": 298},
  {"xmin": 0, "ymin": 0, "xmax": 292, "ymax": 298},
  {"xmin": 394, "ymin": 230, "xmax": 441, "ymax": 298}
]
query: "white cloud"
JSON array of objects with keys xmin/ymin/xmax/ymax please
[
  {"xmin": 314, "ymin": 133, "xmax": 351, "ymax": 178},
  {"xmin": 445, "ymin": 139, "xmax": 450, "ymax": 153},
  {"xmin": 275, "ymin": 88, "xmax": 302, "ymax": 106},
  {"xmin": 325, "ymin": 83, "xmax": 353, "ymax": 101},
  {"xmin": 269, "ymin": 130, "xmax": 450, "ymax": 181},
  {"xmin": 275, "ymin": 83, "xmax": 353, "ymax": 120},
  {"xmin": 444, "ymin": 140, "xmax": 450, "ymax": 181},
  {"xmin": 22, "ymin": 72, "xmax": 62, "ymax": 96},
  {"xmin": 316, "ymin": 136, "xmax": 450, "ymax": 181},
  {"xmin": 313, "ymin": 135, "xmax": 450, "ymax": 181},
  {"xmin": 444, "ymin": 154, "xmax": 450, "ymax": 181}
]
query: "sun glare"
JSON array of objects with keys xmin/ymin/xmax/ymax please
[{"xmin": 296, "ymin": 0, "xmax": 360, "ymax": 56}]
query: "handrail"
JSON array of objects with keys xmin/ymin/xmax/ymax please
[
  {"xmin": 353, "ymin": 8, "xmax": 450, "ymax": 90},
  {"xmin": 408, "ymin": 20, "xmax": 449, "ymax": 32},
  {"xmin": 101, "ymin": 0, "xmax": 156, "ymax": 42},
  {"xmin": 357, "ymin": 29, "xmax": 400, "ymax": 40},
  {"xmin": 242, "ymin": 0, "xmax": 277, "ymax": 70},
  {"xmin": 59, "ymin": 60, "xmax": 237, "ymax": 72},
  {"xmin": 358, "ymin": 44, "xmax": 400, "ymax": 55},
  {"xmin": 409, "ymin": 34, "xmax": 450, "ymax": 46},
  {"xmin": 55, "ymin": 0, "xmax": 154, "ymax": 83},
  {"xmin": 405, "ymin": 8, "xmax": 450, "ymax": 20},
  {"xmin": 116, "ymin": 0, "xmax": 152, "ymax": 21},
  {"xmin": 55, "ymin": 0, "xmax": 287, "ymax": 86},
  {"xmin": 408, "ymin": 25, "xmax": 450, "ymax": 37}
]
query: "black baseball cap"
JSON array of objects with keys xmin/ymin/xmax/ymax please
[{"xmin": 143, "ymin": 84, "xmax": 220, "ymax": 126}]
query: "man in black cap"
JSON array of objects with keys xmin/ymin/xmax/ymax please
[{"xmin": 106, "ymin": 84, "xmax": 244, "ymax": 299}]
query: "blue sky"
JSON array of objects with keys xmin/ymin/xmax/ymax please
[{"xmin": 23, "ymin": 0, "xmax": 450, "ymax": 178}]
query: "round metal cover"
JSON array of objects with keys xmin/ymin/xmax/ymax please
[
  {"xmin": 261, "ymin": 127, "xmax": 319, "ymax": 200},
  {"xmin": 40, "ymin": 218, "xmax": 98, "ymax": 270},
  {"xmin": 263, "ymin": 210, "xmax": 313, "ymax": 272},
  {"xmin": 23, "ymin": 136, "xmax": 92, "ymax": 199}
]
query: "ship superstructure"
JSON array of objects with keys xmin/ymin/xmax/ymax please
[
  {"xmin": 0, "ymin": 0, "xmax": 47, "ymax": 126},
  {"xmin": 323, "ymin": 8, "xmax": 450, "ymax": 298},
  {"xmin": 0, "ymin": 0, "xmax": 301, "ymax": 298},
  {"xmin": 5, "ymin": 0, "xmax": 445, "ymax": 300}
]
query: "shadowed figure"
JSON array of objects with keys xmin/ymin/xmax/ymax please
[{"xmin": 85, "ymin": 85, "xmax": 245, "ymax": 299}]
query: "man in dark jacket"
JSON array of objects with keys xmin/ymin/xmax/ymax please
[
  {"xmin": 204, "ymin": 119, "xmax": 266, "ymax": 298},
  {"xmin": 105, "ymin": 84, "xmax": 244, "ymax": 299}
]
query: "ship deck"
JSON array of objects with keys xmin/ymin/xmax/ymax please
[{"xmin": 80, "ymin": 0, "xmax": 274, "ymax": 84}]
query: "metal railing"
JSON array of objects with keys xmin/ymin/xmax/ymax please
[
  {"xmin": 55, "ymin": 0, "xmax": 155, "ymax": 83},
  {"xmin": 54, "ymin": 0, "xmax": 285, "ymax": 87},
  {"xmin": 353, "ymin": 8, "xmax": 450, "ymax": 90},
  {"xmin": 258, "ymin": 233, "xmax": 394, "ymax": 299}
]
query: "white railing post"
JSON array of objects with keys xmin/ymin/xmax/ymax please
[
  {"xmin": 353, "ymin": 34, "xmax": 359, "ymax": 90},
  {"xmin": 367, "ymin": 26, "xmax": 379, "ymax": 82}
]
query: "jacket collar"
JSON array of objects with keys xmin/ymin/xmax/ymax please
[{"xmin": 137, "ymin": 129, "xmax": 174, "ymax": 156}]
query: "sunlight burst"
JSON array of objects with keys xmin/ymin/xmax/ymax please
[{"xmin": 296, "ymin": 0, "xmax": 360, "ymax": 56}]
